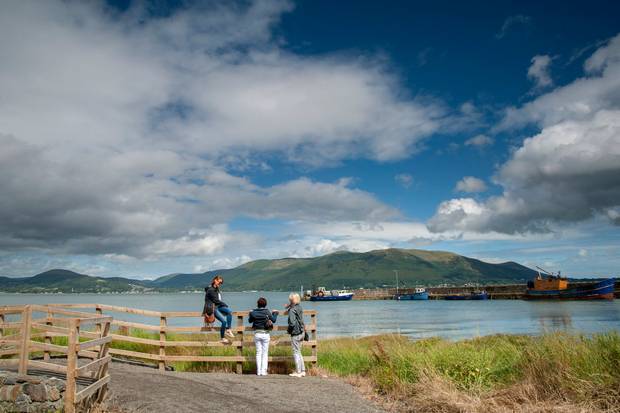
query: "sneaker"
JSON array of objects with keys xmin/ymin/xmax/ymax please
[
  {"xmin": 289, "ymin": 372, "xmax": 301, "ymax": 377},
  {"xmin": 225, "ymin": 329, "xmax": 235, "ymax": 338},
  {"xmin": 299, "ymin": 371, "xmax": 306, "ymax": 377},
  {"xmin": 220, "ymin": 338, "xmax": 230, "ymax": 344}
]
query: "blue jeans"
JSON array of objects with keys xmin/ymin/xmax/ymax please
[{"xmin": 214, "ymin": 306, "xmax": 232, "ymax": 338}]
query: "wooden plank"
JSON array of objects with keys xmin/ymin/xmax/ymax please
[
  {"xmin": 112, "ymin": 320, "xmax": 161, "ymax": 331},
  {"xmin": 0, "ymin": 338, "xmax": 20, "ymax": 345},
  {"xmin": 75, "ymin": 375, "xmax": 111, "ymax": 403},
  {"xmin": 28, "ymin": 360, "xmax": 68, "ymax": 374},
  {"xmin": 109, "ymin": 334, "xmax": 160, "ymax": 346},
  {"xmin": 235, "ymin": 315, "xmax": 243, "ymax": 374},
  {"xmin": 0, "ymin": 348, "xmax": 20, "ymax": 356},
  {"xmin": 0, "ymin": 322, "xmax": 23, "ymax": 329},
  {"xmin": 0, "ymin": 306, "xmax": 25, "ymax": 315},
  {"xmin": 76, "ymin": 355, "xmax": 112, "ymax": 377},
  {"xmin": 77, "ymin": 316, "xmax": 113, "ymax": 325},
  {"xmin": 29, "ymin": 341, "xmax": 69, "ymax": 353},
  {"xmin": 163, "ymin": 355, "xmax": 246, "ymax": 362},
  {"xmin": 108, "ymin": 348, "xmax": 161, "ymax": 361},
  {"xmin": 31, "ymin": 322, "xmax": 70, "ymax": 334},
  {"xmin": 30, "ymin": 305, "xmax": 96, "ymax": 318},
  {"xmin": 65, "ymin": 319, "xmax": 78, "ymax": 413},
  {"xmin": 0, "ymin": 359, "xmax": 19, "ymax": 368},
  {"xmin": 78, "ymin": 336, "xmax": 112, "ymax": 351},
  {"xmin": 160, "ymin": 311, "xmax": 202, "ymax": 317},
  {"xmin": 269, "ymin": 356, "xmax": 317, "ymax": 362},
  {"xmin": 18, "ymin": 306, "xmax": 31, "ymax": 375},
  {"xmin": 95, "ymin": 322, "xmax": 111, "ymax": 403},
  {"xmin": 159, "ymin": 316, "xmax": 166, "ymax": 371},
  {"xmin": 98, "ymin": 304, "xmax": 162, "ymax": 317}
]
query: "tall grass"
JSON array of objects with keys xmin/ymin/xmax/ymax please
[{"xmin": 319, "ymin": 332, "xmax": 620, "ymax": 412}]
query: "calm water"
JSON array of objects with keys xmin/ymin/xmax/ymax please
[{"xmin": 2, "ymin": 292, "xmax": 619, "ymax": 339}]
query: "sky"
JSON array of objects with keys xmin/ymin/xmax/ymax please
[{"xmin": 1, "ymin": 0, "xmax": 619, "ymax": 279}]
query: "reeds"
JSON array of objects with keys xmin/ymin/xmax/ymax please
[{"xmin": 318, "ymin": 332, "xmax": 620, "ymax": 412}]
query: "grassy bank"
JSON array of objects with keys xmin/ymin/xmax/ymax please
[{"xmin": 319, "ymin": 332, "xmax": 620, "ymax": 412}]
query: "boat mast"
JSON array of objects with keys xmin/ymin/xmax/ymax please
[{"xmin": 394, "ymin": 269, "xmax": 399, "ymax": 295}]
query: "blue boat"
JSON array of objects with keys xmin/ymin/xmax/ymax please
[
  {"xmin": 395, "ymin": 288, "xmax": 429, "ymax": 300},
  {"xmin": 444, "ymin": 291, "xmax": 488, "ymax": 300},
  {"xmin": 309, "ymin": 287, "xmax": 354, "ymax": 301}
]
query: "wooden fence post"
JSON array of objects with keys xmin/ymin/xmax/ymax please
[
  {"xmin": 236, "ymin": 314, "xmax": 244, "ymax": 374},
  {"xmin": 95, "ymin": 306, "xmax": 103, "ymax": 334},
  {"xmin": 44, "ymin": 307, "xmax": 52, "ymax": 362},
  {"xmin": 18, "ymin": 305, "xmax": 32, "ymax": 375},
  {"xmin": 96, "ymin": 320, "xmax": 112, "ymax": 403},
  {"xmin": 311, "ymin": 312, "xmax": 317, "ymax": 368},
  {"xmin": 0, "ymin": 313, "xmax": 4, "ymax": 338},
  {"xmin": 159, "ymin": 316, "xmax": 167, "ymax": 371},
  {"xmin": 65, "ymin": 319, "xmax": 79, "ymax": 413}
]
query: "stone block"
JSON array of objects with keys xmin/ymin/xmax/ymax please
[{"xmin": 23, "ymin": 383, "xmax": 47, "ymax": 402}]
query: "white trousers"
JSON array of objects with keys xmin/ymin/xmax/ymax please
[{"xmin": 254, "ymin": 332, "xmax": 270, "ymax": 375}]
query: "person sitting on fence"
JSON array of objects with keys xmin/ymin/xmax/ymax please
[
  {"xmin": 286, "ymin": 292, "xmax": 306, "ymax": 377},
  {"xmin": 248, "ymin": 297, "xmax": 279, "ymax": 376},
  {"xmin": 203, "ymin": 275, "xmax": 235, "ymax": 344}
]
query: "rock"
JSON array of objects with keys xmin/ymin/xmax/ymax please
[
  {"xmin": 46, "ymin": 378, "xmax": 65, "ymax": 392},
  {"xmin": 23, "ymin": 383, "xmax": 47, "ymax": 402},
  {"xmin": 0, "ymin": 386, "xmax": 14, "ymax": 402},
  {"xmin": 2, "ymin": 377, "xmax": 16, "ymax": 386},
  {"xmin": 46, "ymin": 385, "xmax": 61, "ymax": 402}
]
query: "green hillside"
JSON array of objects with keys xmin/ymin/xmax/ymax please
[
  {"xmin": 0, "ymin": 269, "xmax": 149, "ymax": 293},
  {"xmin": 197, "ymin": 248, "xmax": 536, "ymax": 290}
]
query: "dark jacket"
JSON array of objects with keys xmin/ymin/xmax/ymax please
[
  {"xmin": 248, "ymin": 308, "xmax": 277, "ymax": 331},
  {"xmin": 287, "ymin": 303, "xmax": 304, "ymax": 336},
  {"xmin": 203, "ymin": 285, "xmax": 227, "ymax": 315}
]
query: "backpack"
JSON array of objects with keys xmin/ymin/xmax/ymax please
[{"xmin": 264, "ymin": 310, "xmax": 273, "ymax": 330}]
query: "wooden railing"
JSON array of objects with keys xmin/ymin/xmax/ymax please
[
  {"xmin": 0, "ymin": 305, "xmax": 112, "ymax": 413},
  {"xmin": 44, "ymin": 303, "xmax": 318, "ymax": 373}
]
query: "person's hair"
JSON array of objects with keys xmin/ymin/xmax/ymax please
[
  {"xmin": 288, "ymin": 292, "xmax": 301, "ymax": 304},
  {"xmin": 211, "ymin": 275, "xmax": 223, "ymax": 286},
  {"xmin": 257, "ymin": 297, "xmax": 267, "ymax": 308}
]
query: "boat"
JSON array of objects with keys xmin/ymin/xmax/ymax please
[
  {"xmin": 395, "ymin": 287, "xmax": 429, "ymax": 300},
  {"xmin": 444, "ymin": 290, "xmax": 488, "ymax": 300},
  {"xmin": 525, "ymin": 267, "xmax": 615, "ymax": 300},
  {"xmin": 309, "ymin": 287, "xmax": 354, "ymax": 301}
]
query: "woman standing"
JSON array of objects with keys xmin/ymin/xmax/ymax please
[
  {"xmin": 248, "ymin": 297, "xmax": 278, "ymax": 376},
  {"xmin": 286, "ymin": 292, "xmax": 306, "ymax": 377},
  {"xmin": 203, "ymin": 275, "xmax": 235, "ymax": 344}
]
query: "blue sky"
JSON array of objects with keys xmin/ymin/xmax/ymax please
[{"xmin": 1, "ymin": 0, "xmax": 619, "ymax": 278}]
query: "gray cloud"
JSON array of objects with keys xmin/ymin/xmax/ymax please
[{"xmin": 430, "ymin": 34, "xmax": 620, "ymax": 234}]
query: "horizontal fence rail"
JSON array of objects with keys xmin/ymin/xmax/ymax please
[{"xmin": 0, "ymin": 304, "xmax": 112, "ymax": 413}]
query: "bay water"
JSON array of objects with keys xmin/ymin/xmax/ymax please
[{"xmin": 2, "ymin": 292, "xmax": 619, "ymax": 339}]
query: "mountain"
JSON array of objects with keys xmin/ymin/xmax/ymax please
[
  {"xmin": 0, "ymin": 269, "xmax": 149, "ymax": 293},
  {"xmin": 0, "ymin": 249, "xmax": 538, "ymax": 293},
  {"xmin": 151, "ymin": 248, "xmax": 537, "ymax": 291}
]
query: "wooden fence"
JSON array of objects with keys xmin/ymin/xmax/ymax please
[
  {"xmin": 44, "ymin": 303, "xmax": 318, "ymax": 374},
  {"xmin": 0, "ymin": 304, "xmax": 112, "ymax": 413}
]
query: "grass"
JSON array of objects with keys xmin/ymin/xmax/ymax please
[{"xmin": 318, "ymin": 332, "xmax": 620, "ymax": 412}]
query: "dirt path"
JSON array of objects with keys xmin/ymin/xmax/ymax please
[{"xmin": 106, "ymin": 362, "xmax": 386, "ymax": 413}]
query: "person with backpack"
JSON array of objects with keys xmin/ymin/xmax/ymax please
[
  {"xmin": 286, "ymin": 292, "xmax": 306, "ymax": 377},
  {"xmin": 203, "ymin": 275, "xmax": 235, "ymax": 344},
  {"xmin": 248, "ymin": 297, "xmax": 279, "ymax": 376}
]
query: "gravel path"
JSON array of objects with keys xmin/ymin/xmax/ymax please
[{"xmin": 106, "ymin": 362, "xmax": 385, "ymax": 413}]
